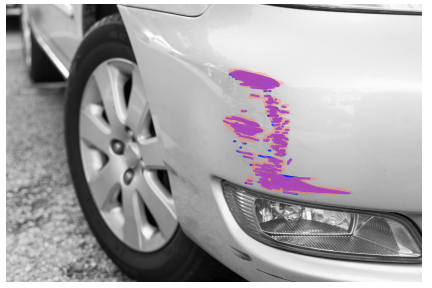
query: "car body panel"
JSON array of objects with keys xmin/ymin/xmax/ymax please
[{"xmin": 119, "ymin": 4, "xmax": 421, "ymax": 281}]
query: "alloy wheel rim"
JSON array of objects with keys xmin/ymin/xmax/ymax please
[{"xmin": 79, "ymin": 59, "xmax": 177, "ymax": 252}]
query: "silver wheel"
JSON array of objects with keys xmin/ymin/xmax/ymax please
[{"xmin": 79, "ymin": 59, "xmax": 177, "ymax": 252}]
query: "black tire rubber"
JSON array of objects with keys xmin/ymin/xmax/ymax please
[
  {"xmin": 64, "ymin": 14, "xmax": 222, "ymax": 281},
  {"xmin": 20, "ymin": 18, "xmax": 64, "ymax": 82}
]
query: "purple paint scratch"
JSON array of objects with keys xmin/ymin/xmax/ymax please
[
  {"xmin": 223, "ymin": 68, "xmax": 352, "ymax": 195},
  {"xmin": 223, "ymin": 115, "xmax": 264, "ymax": 143}
]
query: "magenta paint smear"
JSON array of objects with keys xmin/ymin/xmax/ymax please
[
  {"xmin": 223, "ymin": 68, "xmax": 352, "ymax": 195},
  {"xmin": 261, "ymin": 94, "xmax": 291, "ymax": 157},
  {"xmin": 240, "ymin": 109, "xmax": 248, "ymax": 113},
  {"xmin": 249, "ymin": 155, "xmax": 351, "ymax": 195},
  {"xmin": 229, "ymin": 69, "xmax": 284, "ymax": 91},
  {"xmin": 223, "ymin": 115, "xmax": 264, "ymax": 143},
  {"xmin": 249, "ymin": 93, "xmax": 263, "ymax": 99}
]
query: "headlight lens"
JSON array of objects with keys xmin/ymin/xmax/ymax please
[
  {"xmin": 223, "ymin": 182, "xmax": 421, "ymax": 263},
  {"xmin": 279, "ymin": 4, "xmax": 422, "ymax": 15}
]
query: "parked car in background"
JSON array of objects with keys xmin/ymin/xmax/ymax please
[{"xmin": 21, "ymin": 4, "xmax": 422, "ymax": 281}]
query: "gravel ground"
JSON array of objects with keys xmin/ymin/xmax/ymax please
[{"xmin": 6, "ymin": 16, "xmax": 244, "ymax": 282}]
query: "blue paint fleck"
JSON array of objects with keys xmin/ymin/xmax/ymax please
[
  {"xmin": 233, "ymin": 140, "xmax": 237, "ymax": 142},
  {"xmin": 281, "ymin": 174, "xmax": 295, "ymax": 178}
]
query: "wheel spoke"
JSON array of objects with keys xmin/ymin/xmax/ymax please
[
  {"xmin": 88, "ymin": 159, "xmax": 122, "ymax": 209},
  {"xmin": 134, "ymin": 171, "xmax": 177, "ymax": 240},
  {"xmin": 121, "ymin": 186, "xmax": 144, "ymax": 249},
  {"xmin": 139, "ymin": 138, "xmax": 165, "ymax": 170},
  {"xmin": 126, "ymin": 67, "xmax": 150, "ymax": 135},
  {"xmin": 80, "ymin": 107, "xmax": 111, "ymax": 153},
  {"xmin": 93, "ymin": 62, "xmax": 128, "ymax": 134}
]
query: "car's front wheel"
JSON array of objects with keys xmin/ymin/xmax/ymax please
[{"xmin": 64, "ymin": 14, "xmax": 222, "ymax": 281}]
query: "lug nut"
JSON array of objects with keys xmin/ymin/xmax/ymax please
[
  {"xmin": 126, "ymin": 127, "xmax": 137, "ymax": 142},
  {"xmin": 123, "ymin": 169, "xmax": 134, "ymax": 185},
  {"xmin": 111, "ymin": 140, "xmax": 124, "ymax": 155}
]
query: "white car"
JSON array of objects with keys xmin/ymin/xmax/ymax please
[{"xmin": 21, "ymin": 4, "xmax": 422, "ymax": 281}]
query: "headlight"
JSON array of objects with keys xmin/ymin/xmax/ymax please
[
  {"xmin": 276, "ymin": 4, "xmax": 422, "ymax": 15},
  {"xmin": 223, "ymin": 182, "xmax": 421, "ymax": 263}
]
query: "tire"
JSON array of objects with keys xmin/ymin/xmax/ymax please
[
  {"xmin": 20, "ymin": 6, "xmax": 63, "ymax": 82},
  {"xmin": 64, "ymin": 14, "xmax": 222, "ymax": 281}
]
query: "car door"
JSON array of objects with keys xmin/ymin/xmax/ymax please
[{"xmin": 28, "ymin": 4, "xmax": 83, "ymax": 71}]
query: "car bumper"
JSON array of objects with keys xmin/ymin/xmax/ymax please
[{"xmin": 168, "ymin": 176, "xmax": 421, "ymax": 281}]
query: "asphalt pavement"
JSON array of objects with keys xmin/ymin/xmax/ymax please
[{"xmin": 6, "ymin": 16, "xmax": 244, "ymax": 282}]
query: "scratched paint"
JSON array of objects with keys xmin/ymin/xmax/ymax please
[
  {"xmin": 261, "ymin": 94, "xmax": 290, "ymax": 157},
  {"xmin": 228, "ymin": 68, "xmax": 284, "ymax": 91},
  {"xmin": 224, "ymin": 68, "xmax": 352, "ymax": 195},
  {"xmin": 223, "ymin": 115, "xmax": 264, "ymax": 143},
  {"xmin": 245, "ymin": 176, "xmax": 254, "ymax": 185},
  {"xmin": 249, "ymin": 93, "xmax": 263, "ymax": 99}
]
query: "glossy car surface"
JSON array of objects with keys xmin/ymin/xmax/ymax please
[{"xmin": 24, "ymin": 4, "xmax": 421, "ymax": 281}]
